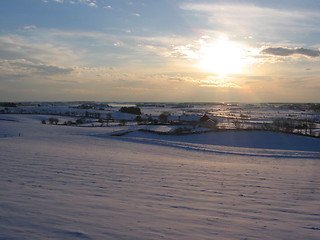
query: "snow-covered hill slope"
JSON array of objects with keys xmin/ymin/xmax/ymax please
[
  {"xmin": 120, "ymin": 130, "xmax": 320, "ymax": 159},
  {"xmin": 1, "ymin": 115, "xmax": 319, "ymax": 240}
]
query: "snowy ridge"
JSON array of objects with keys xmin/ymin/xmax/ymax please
[
  {"xmin": 1, "ymin": 114, "xmax": 320, "ymax": 240},
  {"xmin": 117, "ymin": 134, "xmax": 320, "ymax": 159},
  {"xmin": 109, "ymin": 129, "xmax": 320, "ymax": 159}
]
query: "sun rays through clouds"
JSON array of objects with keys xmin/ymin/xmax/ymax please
[{"xmin": 0, "ymin": 0, "xmax": 320, "ymax": 101}]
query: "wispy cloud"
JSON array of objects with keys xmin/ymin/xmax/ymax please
[
  {"xmin": 0, "ymin": 34, "xmax": 82, "ymax": 66},
  {"xmin": 23, "ymin": 25, "xmax": 37, "ymax": 30},
  {"xmin": 43, "ymin": 0, "xmax": 102, "ymax": 8},
  {"xmin": 82, "ymin": 0, "xmax": 97, "ymax": 8},
  {"xmin": 180, "ymin": 3, "xmax": 320, "ymax": 43},
  {"xmin": 34, "ymin": 29, "xmax": 194, "ymax": 69},
  {"xmin": 180, "ymin": 3, "xmax": 317, "ymax": 25},
  {"xmin": 0, "ymin": 59, "xmax": 73, "ymax": 77}
]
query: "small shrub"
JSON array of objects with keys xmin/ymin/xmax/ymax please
[
  {"xmin": 159, "ymin": 112, "xmax": 170, "ymax": 123},
  {"xmin": 135, "ymin": 115, "xmax": 143, "ymax": 122},
  {"xmin": 76, "ymin": 118, "xmax": 85, "ymax": 125},
  {"xmin": 0, "ymin": 102, "xmax": 18, "ymax": 107},
  {"xmin": 64, "ymin": 121, "xmax": 74, "ymax": 126},
  {"xmin": 119, "ymin": 119, "xmax": 127, "ymax": 126},
  {"xmin": 119, "ymin": 107, "xmax": 141, "ymax": 115},
  {"xmin": 232, "ymin": 118, "xmax": 243, "ymax": 129},
  {"xmin": 48, "ymin": 117, "xmax": 59, "ymax": 125},
  {"xmin": 147, "ymin": 116, "xmax": 153, "ymax": 122},
  {"xmin": 106, "ymin": 113, "xmax": 113, "ymax": 120}
]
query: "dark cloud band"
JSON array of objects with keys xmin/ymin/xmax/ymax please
[{"xmin": 261, "ymin": 47, "xmax": 320, "ymax": 57}]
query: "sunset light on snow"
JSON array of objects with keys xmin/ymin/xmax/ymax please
[{"xmin": 1, "ymin": 2, "xmax": 319, "ymax": 239}]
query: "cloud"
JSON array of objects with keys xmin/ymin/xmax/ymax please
[
  {"xmin": 180, "ymin": 3, "xmax": 315, "ymax": 24},
  {"xmin": 88, "ymin": 2, "xmax": 97, "ymax": 7},
  {"xmin": 44, "ymin": 0, "xmax": 98, "ymax": 7},
  {"xmin": 54, "ymin": 79, "xmax": 78, "ymax": 84},
  {"xmin": 0, "ymin": 29, "xmax": 188, "ymax": 77},
  {"xmin": 261, "ymin": 47, "xmax": 320, "ymax": 57},
  {"xmin": 23, "ymin": 25, "xmax": 37, "ymax": 30},
  {"xmin": 41, "ymin": 29, "xmax": 195, "ymax": 69},
  {"xmin": 0, "ymin": 34, "xmax": 82, "ymax": 67},
  {"xmin": 181, "ymin": 3, "xmax": 303, "ymax": 25},
  {"xmin": 0, "ymin": 59, "xmax": 73, "ymax": 77},
  {"xmin": 180, "ymin": 3, "xmax": 320, "ymax": 43},
  {"xmin": 80, "ymin": 0, "xmax": 98, "ymax": 7}
]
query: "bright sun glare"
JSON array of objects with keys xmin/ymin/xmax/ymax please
[{"xmin": 198, "ymin": 40, "xmax": 246, "ymax": 76}]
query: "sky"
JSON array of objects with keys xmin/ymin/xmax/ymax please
[{"xmin": 1, "ymin": 0, "xmax": 320, "ymax": 102}]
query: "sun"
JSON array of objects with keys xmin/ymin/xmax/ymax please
[{"xmin": 198, "ymin": 40, "xmax": 246, "ymax": 76}]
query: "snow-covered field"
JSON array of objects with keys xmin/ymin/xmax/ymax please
[{"xmin": 1, "ymin": 115, "xmax": 320, "ymax": 240}]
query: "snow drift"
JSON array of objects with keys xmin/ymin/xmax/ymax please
[{"xmin": 0, "ymin": 115, "xmax": 319, "ymax": 240}]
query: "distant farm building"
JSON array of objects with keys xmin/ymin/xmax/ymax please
[{"xmin": 198, "ymin": 114, "xmax": 218, "ymax": 129}]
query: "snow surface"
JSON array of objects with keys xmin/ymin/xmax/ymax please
[
  {"xmin": 1, "ymin": 115, "xmax": 320, "ymax": 240},
  {"xmin": 122, "ymin": 130, "xmax": 320, "ymax": 158}
]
